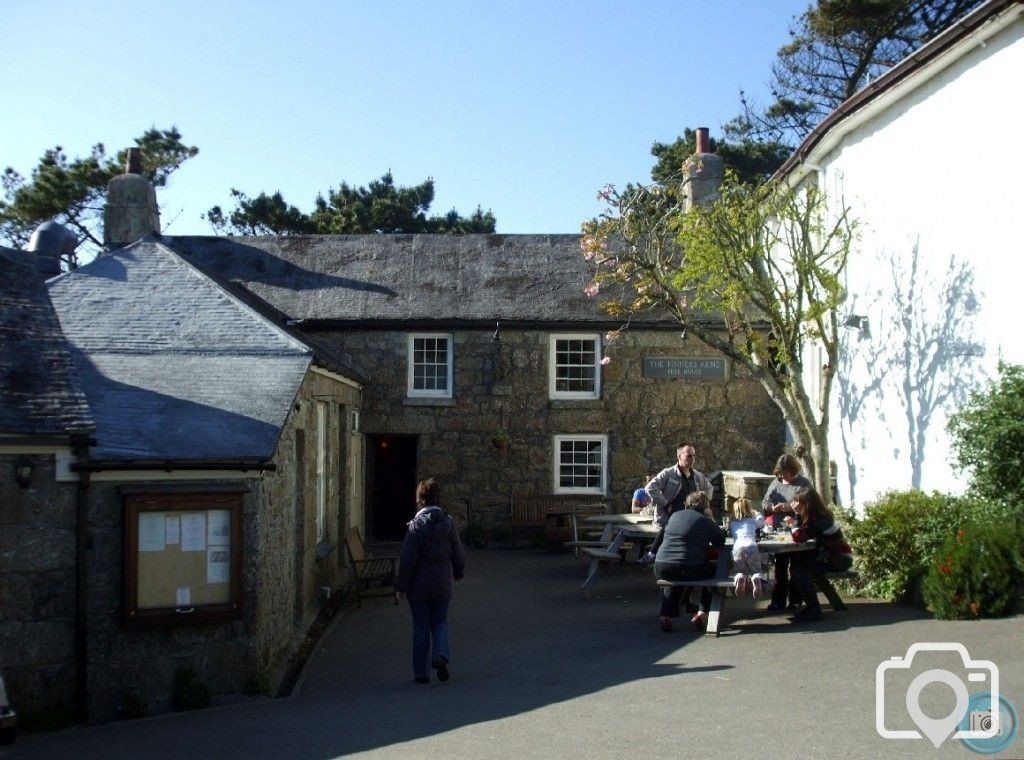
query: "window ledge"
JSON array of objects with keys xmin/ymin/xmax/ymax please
[
  {"xmin": 548, "ymin": 399, "xmax": 605, "ymax": 410},
  {"xmin": 404, "ymin": 397, "xmax": 456, "ymax": 407}
]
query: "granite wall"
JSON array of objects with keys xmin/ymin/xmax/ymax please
[{"xmin": 317, "ymin": 326, "xmax": 784, "ymax": 529}]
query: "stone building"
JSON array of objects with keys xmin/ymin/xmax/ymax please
[
  {"xmin": 1, "ymin": 227, "xmax": 364, "ymax": 721},
  {"xmin": 0, "ymin": 250, "xmax": 94, "ymax": 725},
  {"xmin": 168, "ymin": 232, "xmax": 785, "ymax": 538},
  {"xmin": 1, "ymin": 136, "xmax": 784, "ymax": 724}
]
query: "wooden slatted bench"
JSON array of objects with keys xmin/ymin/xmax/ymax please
[
  {"xmin": 344, "ymin": 527, "xmax": 398, "ymax": 608},
  {"xmin": 509, "ymin": 495, "xmax": 608, "ymax": 548}
]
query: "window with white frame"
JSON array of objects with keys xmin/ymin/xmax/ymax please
[
  {"xmin": 407, "ymin": 334, "xmax": 453, "ymax": 398},
  {"xmin": 549, "ymin": 334, "xmax": 601, "ymax": 399},
  {"xmin": 553, "ymin": 435, "xmax": 608, "ymax": 494}
]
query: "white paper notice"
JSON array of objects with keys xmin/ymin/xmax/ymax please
[
  {"xmin": 176, "ymin": 587, "xmax": 191, "ymax": 606},
  {"xmin": 180, "ymin": 514, "xmax": 207, "ymax": 552},
  {"xmin": 207, "ymin": 510, "xmax": 230, "ymax": 545},
  {"xmin": 139, "ymin": 512, "xmax": 165, "ymax": 552},
  {"xmin": 165, "ymin": 515, "xmax": 180, "ymax": 545},
  {"xmin": 207, "ymin": 547, "xmax": 230, "ymax": 584}
]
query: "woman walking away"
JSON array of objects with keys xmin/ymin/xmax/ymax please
[{"xmin": 396, "ymin": 478, "xmax": 466, "ymax": 684}]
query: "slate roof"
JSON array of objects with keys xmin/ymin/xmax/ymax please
[
  {"xmin": 46, "ymin": 238, "xmax": 315, "ymax": 463},
  {"xmin": 0, "ymin": 252, "xmax": 94, "ymax": 438},
  {"xmin": 167, "ymin": 234, "xmax": 677, "ymax": 327}
]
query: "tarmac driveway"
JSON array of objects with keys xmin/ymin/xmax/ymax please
[{"xmin": 7, "ymin": 548, "xmax": 1023, "ymax": 759}]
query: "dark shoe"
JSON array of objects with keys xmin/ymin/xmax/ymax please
[
  {"xmin": 684, "ymin": 601, "xmax": 699, "ymax": 614},
  {"xmin": 787, "ymin": 602, "xmax": 803, "ymax": 611},
  {"xmin": 766, "ymin": 602, "xmax": 785, "ymax": 612},
  {"xmin": 414, "ymin": 676, "xmax": 430, "ymax": 684},
  {"xmin": 659, "ymin": 616, "xmax": 673, "ymax": 632},
  {"xmin": 433, "ymin": 656, "xmax": 450, "ymax": 682},
  {"xmin": 791, "ymin": 607, "xmax": 824, "ymax": 623}
]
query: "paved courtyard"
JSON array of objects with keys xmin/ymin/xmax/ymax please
[{"xmin": 6, "ymin": 549, "xmax": 1022, "ymax": 759}]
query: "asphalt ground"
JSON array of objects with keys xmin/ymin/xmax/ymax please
[{"xmin": 5, "ymin": 548, "xmax": 1022, "ymax": 759}]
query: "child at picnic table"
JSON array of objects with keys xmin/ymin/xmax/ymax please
[
  {"xmin": 729, "ymin": 497, "xmax": 767, "ymax": 597},
  {"xmin": 631, "ymin": 475, "xmax": 654, "ymax": 517}
]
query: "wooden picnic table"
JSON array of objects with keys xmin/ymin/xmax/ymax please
[
  {"xmin": 677, "ymin": 537, "xmax": 814, "ymax": 635},
  {"xmin": 578, "ymin": 519, "xmax": 659, "ymax": 592}
]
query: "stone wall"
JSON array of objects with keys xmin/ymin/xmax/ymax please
[
  {"xmin": 0, "ymin": 452, "xmax": 77, "ymax": 721},
  {"xmin": 251, "ymin": 369, "xmax": 362, "ymax": 682},
  {"xmin": 0, "ymin": 368, "xmax": 362, "ymax": 722},
  {"xmin": 319, "ymin": 326, "xmax": 784, "ymax": 529}
]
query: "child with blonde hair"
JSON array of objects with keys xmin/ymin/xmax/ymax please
[{"xmin": 729, "ymin": 497, "xmax": 767, "ymax": 597}]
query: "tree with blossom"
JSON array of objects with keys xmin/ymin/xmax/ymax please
[{"xmin": 581, "ymin": 172, "xmax": 857, "ymax": 499}]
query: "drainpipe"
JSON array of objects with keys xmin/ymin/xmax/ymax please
[{"xmin": 72, "ymin": 438, "xmax": 91, "ymax": 722}]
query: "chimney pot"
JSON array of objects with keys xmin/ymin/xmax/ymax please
[
  {"xmin": 695, "ymin": 127, "xmax": 711, "ymax": 154},
  {"xmin": 125, "ymin": 148, "xmax": 142, "ymax": 175}
]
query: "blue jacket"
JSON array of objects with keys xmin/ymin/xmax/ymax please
[{"xmin": 396, "ymin": 506, "xmax": 466, "ymax": 601}]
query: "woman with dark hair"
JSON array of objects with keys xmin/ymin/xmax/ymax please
[
  {"xmin": 396, "ymin": 478, "xmax": 466, "ymax": 684},
  {"xmin": 653, "ymin": 491, "xmax": 725, "ymax": 632},
  {"xmin": 761, "ymin": 453, "xmax": 812, "ymax": 611},
  {"xmin": 788, "ymin": 487, "xmax": 854, "ymax": 623}
]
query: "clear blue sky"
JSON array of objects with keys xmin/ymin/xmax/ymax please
[{"xmin": 3, "ymin": 1, "xmax": 810, "ymax": 235}]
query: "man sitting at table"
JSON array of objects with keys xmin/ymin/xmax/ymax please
[
  {"xmin": 646, "ymin": 443, "xmax": 714, "ymax": 528},
  {"xmin": 653, "ymin": 491, "xmax": 725, "ymax": 632}
]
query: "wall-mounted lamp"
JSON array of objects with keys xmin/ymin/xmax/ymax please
[
  {"xmin": 843, "ymin": 314, "xmax": 871, "ymax": 339},
  {"xmin": 14, "ymin": 460, "xmax": 33, "ymax": 489},
  {"xmin": 492, "ymin": 321, "xmax": 501, "ymax": 343}
]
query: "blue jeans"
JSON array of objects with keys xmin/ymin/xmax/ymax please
[{"xmin": 408, "ymin": 599, "xmax": 450, "ymax": 678}]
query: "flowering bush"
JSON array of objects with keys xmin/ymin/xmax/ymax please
[{"xmin": 923, "ymin": 520, "xmax": 1023, "ymax": 620}]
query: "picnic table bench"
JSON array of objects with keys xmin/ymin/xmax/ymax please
[
  {"xmin": 580, "ymin": 518, "xmax": 659, "ymax": 592},
  {"xmin": 655, "ymin": 540, "xmax": 857, "ymax": 635}
]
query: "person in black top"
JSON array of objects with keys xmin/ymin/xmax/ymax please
[
  {"xmin": 788, "ymin": 487, "xmax": 854, "ymax": 623},
  {"xmin": 653, "ymin": 492, "xmax": 725, "ymax": 632}
]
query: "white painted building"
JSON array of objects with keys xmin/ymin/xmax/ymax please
[{"xmin": 780, "ymin": 0, "xmax": 1024, "ymax": 507}]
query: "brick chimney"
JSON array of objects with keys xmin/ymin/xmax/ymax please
[
  {"xmin": 681, "ymin": 127, "xmax": 724, "ymax": 212},
  {"xmin": 103, "ymin": 147, "xmax": 160, "ymax": 249}
]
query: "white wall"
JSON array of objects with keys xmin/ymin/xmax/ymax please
[{"xmin": 810, "ymin": 15, "xmax": 1024, "ymax": 507}]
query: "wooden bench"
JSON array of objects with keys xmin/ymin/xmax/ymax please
[
  {"xmin": 508, "ymin": 495, "xmax": 607, "ymax": 548},
  {"xmin": 344, "ymin": 527, "xmax": 398, "ymax": 608},
  {"xmin": 656, "ymin": 570, "xmax": 858, "ymax": 635},
  {"xmin": 814, "ymin": 570, "xmax": 859, "ymax": 611}
]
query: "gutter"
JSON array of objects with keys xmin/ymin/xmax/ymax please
[
  {"xmin": 776, "ymin": 0, "xmax": 1022, "ymax": 180},
  {"xmin": 71, "ymin": 460, "xmax": 276, "ymax": 473},
  {"xmin": 286, "ymin": 317, "xmax": 724, "ymax": 332}
]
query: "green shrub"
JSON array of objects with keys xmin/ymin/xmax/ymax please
[
  {"xmin": 844, "ymin": 490, "xmax": 948, "ymax": 601},
  {"xmin": 923, "ymin": 519, "xmax": 1023, "ymax": 619},
  {"xmin": 948, "ymin": 363, "xmax": 1024, "ymax": 503},
  {"xmin": 172, "ymin": 666, "xmax": 212, "ymax": 711}
]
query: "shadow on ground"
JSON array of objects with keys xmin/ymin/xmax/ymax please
[{"xmin": 8, "ymin": 549, "xmax": 1020, "ymax": 760}]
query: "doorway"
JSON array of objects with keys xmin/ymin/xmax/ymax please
[{"xmin": 367, "ymin": 434, "xmax": 418, "ymax": 541}]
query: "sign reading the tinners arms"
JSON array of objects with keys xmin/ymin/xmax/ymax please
[{"xmin": 643, "ymin": 357, "xmax": 728, "ymax": 380}]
